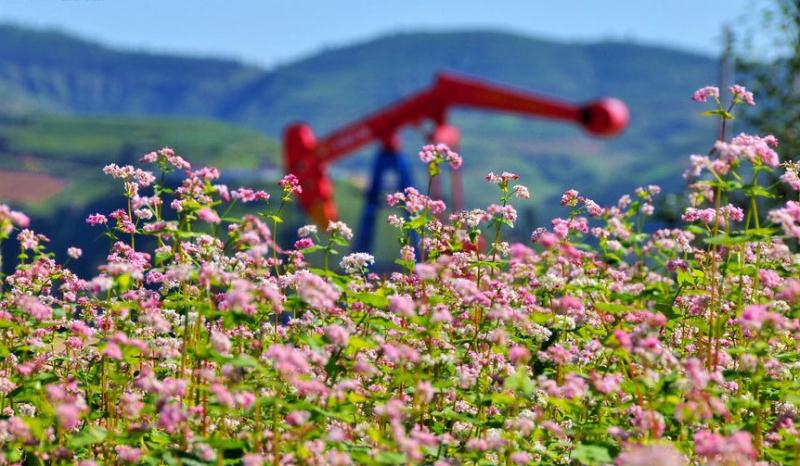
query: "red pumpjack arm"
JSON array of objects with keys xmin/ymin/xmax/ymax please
[{"xmin": 284, "ymin": 72, "xmax": 629, "ymax": 226}]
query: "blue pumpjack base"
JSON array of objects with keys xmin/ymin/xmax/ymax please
[{"xmin": 355, "ymin": 149, "xmax": 415, "ymax": 254}]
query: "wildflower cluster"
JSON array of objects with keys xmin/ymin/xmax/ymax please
[{"xmin": 0, "ymin": 85, "xmax": 798, "ymax": 465}]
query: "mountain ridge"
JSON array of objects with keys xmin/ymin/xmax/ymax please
[{"xmin": 0, "ymin": 23, "xmax": 722, "ymax": 213}]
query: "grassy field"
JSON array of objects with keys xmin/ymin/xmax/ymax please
[{"xmin": 0, "ymin": 113, "xmax": 279, "ymax": 214}]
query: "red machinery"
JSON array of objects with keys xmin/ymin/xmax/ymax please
[{"xmin": 283, "ymin": 72, "xmax": 629, "ymax": 252}]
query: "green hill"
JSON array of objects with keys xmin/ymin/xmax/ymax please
[{"xmin": 0, "ymin": 24, "xmax": 728, "ymax": 257}]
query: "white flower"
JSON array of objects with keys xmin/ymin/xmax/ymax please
[{"xmin": 339, "ymin": 253, "xmax": 374, "ymax": 274}]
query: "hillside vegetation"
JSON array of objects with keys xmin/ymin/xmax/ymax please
[{"xmin": 0, "ymin": 24, "xmax": 726, "ymax": 257}]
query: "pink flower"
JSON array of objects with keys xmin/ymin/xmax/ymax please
[
  {"xmin": 324, "ymin": 324, "xmax": 349, "ymax": 347},
  {"xmin": 67, "ymin": 247, "xmax": 82, "ymax": 259},
  {"xmin": 243, "ymin": 454, "xmax": 265, "ymax": 466},
  {"xmin": 508, "ymin": 345, "xmax": 531, "ymax": 365},
  {"xmin": 86, "ymin": 213, "xmax": 108, "ymax": 226},
  {"xmin": 388, "ymin": 294, "xmax": 415, "ymax": 317},
  {"xmin": 103, "ymin": 342, "xmax": 123, "ymax": 360},
  {"xmin": 616, "ymin": 444, "xmax": 686, "ymax": 466},
  {"xmin": 295, "ymin": 270, "xmax": 341, "ymax": 311},
  {"xmin": 210, "ymin": 330, "xmax": 232, "ymax": 355},
  {"xmin": 729, "ymin": 84, "xmax": 755, "ymax": 105},
  {"xmin": 115, "ymin": 445, "xmax": 143, "ymax": 463},
  {"xmin": 694, "ymin": 430, "xmax": 756, "ymax": 463},
  {"xmin": 510, "ymin": 452, "xmax": 533, "ymax": 465},
  {"xmin": 418, "ymin": 143, "xmax": 461, "ymax": 169},
  {"xmin": 339, "ymin": 252, "xmax": 374, "ymax": 273},
  {"xmin": 157, "ymin": 403, "xmax": 187, "ymax": 433},
  {"xmin": 692, "ymin": 85, "xmax": 720, "ymax": 102},
  {"xmin": 18, "ymin": 296, "xmax": 52, "ymax": 321},
  {"xmin": 590, "ymin": 372, "xmax": 621, "ymax": 394},
  {"xmin": 197, "ymin": 207, "xmax": 221, "ymax": 224},
  {"xmin": 327, "ymin": 220, "xmax": 354, "ymax": 241},
  {"xmin": 279, "ymin": 173, "xmax": 303, "ymax": 195},
  {"xmin": 485, "ymin": 171, "xmax": 519, "ymax": 184},
  {"xmin": 286, "ymin": 410, "xmax": 311, "ymax": 426},
  {"xmin": 55, "ymin": 404, "xmax": 82, "ymax": 431},
  {"xmin": 415, "ymin": 380, "xmax": 435, "ymax": 404}
]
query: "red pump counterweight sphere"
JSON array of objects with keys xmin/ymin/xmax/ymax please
[{"xmin": 579, "ymin": 98, "xmax": 629, "ymax": 136}]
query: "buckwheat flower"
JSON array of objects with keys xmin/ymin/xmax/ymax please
[
  {"xmin": 388, "ymin": 294, "xmax": 414, "ymax": 317},
  {"xmin": 419, "ymin": 144, "xmax": 438, "ymax": 163},
  {"xmin": 729, "ymin": 84, "xmax": 755, "ymax": 105},
  {"xmin": 487, "ymin": 204, "xmax": 517, "ymax": 223},
  {"xmin": 17, "ymin": 229, "xmax": 39, "ymax": 250},
  {"xmin": 485, "ymin": 171, "xmax": 519, "ymax": 184},
  {"xmin": 692, "ymin": 85, "xmax": 719, "ymax": 102},
  {"xmin": 327, "ymin": 220, "xmax": 353, "ymax": 241},
  {"xmin": 415, "ymin": 380, "xmax": 435, "ymax": 404},
  {"xmin": 781, "ymin": 166, "xmax": 800, "ymax": 191},
  {"xmin": 0, "ymin": 204, "xmax": 30, "ymax": 233},
  {"xmin": 615, "ymin": 444, "xmax": 687, "ymax": 466},
  {"xmin": 65, "ymin": 247, "xmax": 82, "ymax": 260},
  {"xmin": 511, "ymin": 184, "xmax": 531, "ymax": 199},
  {"xmin": 431, "ymin": 305, "xmax": 453, "ymax": 324},
  {"xmin": 400, "ymin": 245, "xmax": 415, "ymax": 262},
  {"xmin": 445, "ymin": 150, "xmax": 462, "ymax": 170},
  {"xmin": 279, "ymin": 173, "xmax": 303, "ymax": 195},
  {"xmin": 629, "ymin": 406, "xmax": 665, "ymax": 438},
  {"xmin": 103, "ymin": 342, "xmax": 123, "ymax": 360},
  {"xmin": 55, "ymin": 404, "xmax": 82, "ymax": 431},
  {"xmin": 18, "ymin": 295, "xmax": 52, "ymax": 321},
  {"xmin": 590, "ymin": 372, "xmax": 622, "ymax": 394},
  {"xmin": 231, "ymin": 187, "xmax": 270, "ymax": 203},
  {"xmin": 339, "ymin": 252, "xmax": 374, "ymax": 274},
  {"xmin": 509, "ymin": 452, "xmax": 533, "ymax": 465},
  {"xmin": 769, "ymin": 200, "xmax": 800, "ymax": 238},
  {"xmin": 508, "ymin": 345, "xmax": 531, "ymax": 365},
  {"xmin": 196, "ymin": 207, "xmax": 221, "ymax": 224},
  {"xmin": 738, "ymin": 304, "xmax": 786, "ymax": 331},
  {"xmin": 298, "ymin": 224, "xmax": 317, "ymax": 237},
  {"xmin": 115, "ymin": 445, "xmax": 143, "ymax": 463},
  {"xmin": 286, "ymin": 410, "xmax": 311, "ymax": 427},
  {"xmin": 242, "ymin": 454, "xmax": 265, "ymax": 466},
  {"xmin": 119, "ymin": 392, "xmax": 144, "ymax": 419},
  {"xmin": 560, "ymin": 189, "xmax": 580, "ymax": 206},
  {"xmin": 295, "ymin": 270, "xmax": 341, "ymax": 311},
  {"xmin": 140, "ymin": 151, "xmax": 158, "ymax": 163},
  {"xmin": 194, "ymin": 444, "xmax": 216, "ymax": 462},
  {"xmin": 210, "ymin": 330, "xmax": 232, "ymax": 355},
  {"xmin": 324, "ymin": 324, "xmax": 349, "ymax": 347},
  {"xmin": 327, "ymin": 451, "xmax": 353, "ymax": 466}
]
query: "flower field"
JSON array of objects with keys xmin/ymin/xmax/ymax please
[{"xmin": 0, "ymin": 85, "xmax": 799, "ymax": 465}]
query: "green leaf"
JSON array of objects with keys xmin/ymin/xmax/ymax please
[
  {"xmin": 68, "ymin": 426, "xmax": 107, "ymax": 448},
  {"xmin": 350, "ymin": 292, "xmax": 388, "ymax": 309},
  {"xmin": 702, "ymin": 109, "xmax": 735, "ymax": 119},
  {"xmin": 744, "ymin": 185, "xmax": 777, "ymax": 199},
  {"xmin": 504, "ymin": 369, "xmax": 534, "ymax": 395},
  {"xmin": 594, "ymin": 302, "xmax": 635, "ymax": 314},
  {"xmin": 703, "ymin": 234, "xmax": 751, "ymax": 246},
  {"xmin": 572, "ymin": 444, "xmax": 613, "ymax": 465},
  {"xmin": 375, "ymin": 452, "xmax": 408, "ymax": 465},
  {"xmin": 229, "ymin": 354, "xmax": 260, "ymax": 368},
  {"xmin": 347, "ymin": 335, "xmax": 377, "ymax": 352}
]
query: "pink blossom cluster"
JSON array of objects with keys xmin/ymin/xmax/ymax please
[
  {"xmin": 0, "ymin": 84, "xmax": 796, "ymax": 464},
  {"xmin": 418, "ymin": 143, "xmax": 462, "ymax": 170}
]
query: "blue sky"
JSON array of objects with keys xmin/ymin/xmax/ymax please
[{"xmin": 0, "ymin": 0, "xmax": 760, "ymax": 67}]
